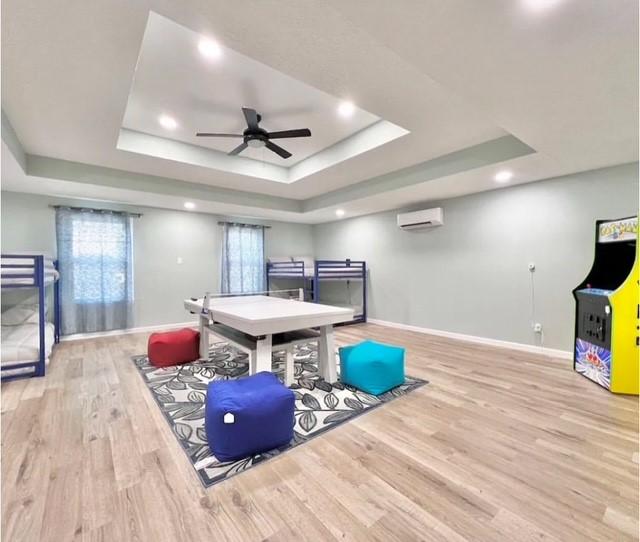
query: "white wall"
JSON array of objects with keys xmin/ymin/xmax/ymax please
[
  {"xmin": 0, "ymin": 192, "xmax": 313, "ymax": 327},
  {"xmin": 313, "ymin": 163, "xmax": 639, "ymax": 351}
]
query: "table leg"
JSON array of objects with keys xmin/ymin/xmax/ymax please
[
  {"xmin": 255, "ymin": 335, "xmax": 273, "ymax": 374},
  {"xmin": 285, "ymin": 346, "xmax": 295, "ymax": 387},
  {"xmin": 198, "ymin": 314, "xmax": 209, "ymax": 360},
  {"xmin": 318, "ymin": 325, "xmax": 337, "ymax": 383},
  {"xmin": 248, "ymin": 350, "xmax": 257, "ymax": 376}
]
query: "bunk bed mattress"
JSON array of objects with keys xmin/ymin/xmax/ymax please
[
  {"xmin": 1, "ymin": 255, "xmax": 59, "ymax": 285},
  {"xmin": 268, "ymin": 266, "xmax": 315, "ymax": 278},
  {"xmin": 1, "ymin": 322, "xmax": 55, "ymax": 364},
  {"xmin": 1, "ymin": 269, "xmax": 59, "ymax": 286},
  {"xmin": 2, "ymin": 255, "xmax": 56, "ymax": 264}
]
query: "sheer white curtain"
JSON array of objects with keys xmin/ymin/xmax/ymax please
[
  {"xmin": 56, "ymin": 208, "xmax": 134, "ymax": 335},
  {"xmin": 220, "ymin": 223, "xmax": 266, "ymax": 294}
]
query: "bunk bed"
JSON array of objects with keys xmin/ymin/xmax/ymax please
[
  {"xmin": 266, "ymin": 257, "xmax": 367, "ymax": 325},
  {"xmin": 1, "ymin": 254, "xmax": 60, "ymax": 381}
]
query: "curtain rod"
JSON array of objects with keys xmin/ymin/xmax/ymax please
[
  {"xmin": 50, "ymin": 205, "xmax": 142, "ymax": 218},
  {"xmin": 218, "ymin": 221, "xmax": 271, "ymax": 229}
]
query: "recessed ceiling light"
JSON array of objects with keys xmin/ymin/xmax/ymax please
[
  {"xmin": 494, "ymin": 170, "xmax": 513, "ymax": 183},
  {"xmin": 158, "ymin": 114, "xmax": 178, "ymax": 130},
  {"xmin": 335, "ymin": 209, "xmax": 345, "ymax": 217},
  {"xmin": 337, "ymin": 101, "xmax": 355, "ymax": 118},
  {"xmin": 522, "ymin": 0, "xmax": 561, "ymax": 11},
  {"xmin": 198, "ymin": 38, "xmax": 222, "ymax": 60},
  {"xmin": 184, "ymin": 202, "xmax": 196, "ymax": 210}
]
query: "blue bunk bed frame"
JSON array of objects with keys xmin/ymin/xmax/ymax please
[
  {"xmin": 1, "ymin": 254, "xmax": 60, "ymax": 381},
  {"xmin": 266, "ymin": 258, "xmax": 367, "ymax": 325}
]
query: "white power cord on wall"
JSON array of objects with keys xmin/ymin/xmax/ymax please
[
  {"xmin": 529, "ymin": 267, "xmax": 536, "ymax": 330},
  {"xmin": 528, "ymin": 263, "xmax": 544, "ymax": 350}
]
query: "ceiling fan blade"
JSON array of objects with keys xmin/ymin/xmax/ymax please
[
  {"xmin": 267, "ymin": 129, "xmax": 311, "ymax": 139},
  {"xmin": 229, "ymin": 141, "xmax": 248, "ymax": 156},
  {"xmin": 196, "ymin": 133, "xmax": 244, "ymax": 137},
  {"xmin": 242, "ymin": 107, "xmax": 260, "ymax": 130},
  {"xmin": 265, "ymin": 141, "xmax": 292, "ymax": 159}
]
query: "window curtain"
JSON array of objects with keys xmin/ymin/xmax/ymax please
[
  {"xmin": 220, "ymin": 223, "xmax": 265, "ymax": 294},
  {"xmin": 56, "ymin": 208, "xmax": 134, "ymax": 335}
]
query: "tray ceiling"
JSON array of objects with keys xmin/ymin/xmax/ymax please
[{"xmin": 1, "ymin": 0, "xmax": 637, "ymax": 222}]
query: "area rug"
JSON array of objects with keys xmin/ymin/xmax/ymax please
[{"xmin": 133, "ymin": 342, "xmax": 427, "ymax": 488}]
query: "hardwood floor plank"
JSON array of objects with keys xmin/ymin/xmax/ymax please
[
  {"xmin": 603, "ymin": 505, "xmax": 640, "ymax": 539},
  {"xmin": 489, "ymin": 507, "xmax": 561, "ymax": 542},
  {"xmin": 271, "ymin": 454, "xmax": 374, "ymax": 542},
  {"xmin": 0, "ymin": 378, "xmax": 28, "ymax": 412},
  {"xmin": 40, "ymin": 461, "xmax": 83, "ymax": 541},
  {"xmin": 108, "ymin": 417, "xmax": 145, "ymax": 490},
  {"xmin": 265, "ymin": 484, "xmax": 339, "ymax": 542},
  {"xmin": 82, "ymin": 437, "xmax": 117, "ymax": 532}
]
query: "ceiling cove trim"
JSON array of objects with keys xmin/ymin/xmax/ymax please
[
  {"xmin": 25, "ymin": 155, "xmax": 302, "ymax": 213},
  {"xmin": 2, "ymin": 111, "xmax": 535, "ymax": 220},
  {"xmin": 304, "ymin": 134, "xmax": 536, "ymax": 211},
  {"xmin": 117, "ymin": 120, "xmax": 409, "ymax": 184},
  {"xmin": 117, "ymin": 129, "xmax": 289, "ymax": 183},
  {"xmin": 1, "ymin": 110, "xmax": 26, "ymax": 171}
]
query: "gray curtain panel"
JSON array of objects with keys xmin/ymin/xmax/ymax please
[
  {"xmin": 56, "ymin": 208, "xmax": 134, "ymax": 335},
  {"xmin": 220, "ymin": 223, "xmax": 266, "ymax": 294}
]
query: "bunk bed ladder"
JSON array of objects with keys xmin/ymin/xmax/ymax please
[
  {"xmin": 35, "ymin": 256, "xmax": 46, "ymax": 377},
  {"xmin": 53, "ymin": 260, "xmax": 61, "ymax": 344},
  {"xmin": 314, "ymin": 259, "xmax": 367, "ymax": 325}
]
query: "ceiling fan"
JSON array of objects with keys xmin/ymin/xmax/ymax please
[{"xmin": 196, "ymin": 107, "xmax": 311, "ymax": 159}]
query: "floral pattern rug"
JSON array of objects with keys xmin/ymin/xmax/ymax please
[{"xmin": 133, "ymin": 341, "xmax": 427, "ymax": 488}]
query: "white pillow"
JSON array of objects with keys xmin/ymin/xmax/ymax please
[
  {"xmin": 1, "ymin": 304, "xmax": 41, "ymax": 326},
  {"xmin": 293, "ymin": 256, "xmax": 315, "ymax": 268},
  {"xmin": 268, "ymin": 256, "xmax": 293, "ymax": 263}
]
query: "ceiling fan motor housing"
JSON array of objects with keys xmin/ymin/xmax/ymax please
[{"xmin": 245, "ymin": 127, "xmax": 268, "ymax": 148}]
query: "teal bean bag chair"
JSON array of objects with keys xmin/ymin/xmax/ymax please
[{"xmin": 339, "ymin": 340, "xmax": 405, "ymax": 395}]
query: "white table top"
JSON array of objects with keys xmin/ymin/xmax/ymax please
[{"xmin": 184, "ymin": 295, "xmax": 354, "ymax": 336}]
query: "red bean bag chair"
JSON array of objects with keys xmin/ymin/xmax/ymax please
[{"xmin": 148, "ymin": 328, "xmax": 200, "ymax": 368}]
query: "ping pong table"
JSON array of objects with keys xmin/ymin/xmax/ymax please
[{"xmin": 184, "ymin": 291, "xmax": 354, "ymax": 383}]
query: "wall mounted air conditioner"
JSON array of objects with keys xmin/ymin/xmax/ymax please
[{"xmin": 397, "ymin": 207, "xmax": 444, "ymax": 230}]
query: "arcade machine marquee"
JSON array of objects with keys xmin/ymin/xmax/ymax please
[{"xmin": 572, "ymin": 216, "xmax": 638, "ymax": 395}]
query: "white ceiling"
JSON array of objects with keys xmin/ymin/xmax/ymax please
[
  {"xmin": 123, "ymin": 12, "xmax": 384, "ymax": 168},
  {"xmin": 1, "ymin": 0, "xmax": 637, "ymax": 223}
]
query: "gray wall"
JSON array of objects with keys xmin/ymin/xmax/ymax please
[
  {"xmin": 313, "ymin": 163, "xmax": 639, "ymax": 351},
  {"xmin": 0, "ymin": 191, "xmax": 313, "ymax": 328},
  {"xmin": 2, "ymin": 162, "xmax": 637, "ymax": 348}
]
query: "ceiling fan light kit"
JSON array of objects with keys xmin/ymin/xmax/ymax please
[{"xmin": 196, "ymin": 107, "xmax": 312, "ymax": 159}]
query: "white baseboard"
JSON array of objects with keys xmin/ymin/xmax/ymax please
[
  {"xmin": 60, "ymin": 318, "xmax": 573, "ymax": 360},
  {"xmin": 367, "ymin": 318, "xmax": 572, "ymax": 360},
  {"xmin": 60, "ymin": 321, "xmax": 198, "ymax": 342}
]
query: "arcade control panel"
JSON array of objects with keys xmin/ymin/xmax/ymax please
[{"xmin": 575, "ymin": 288, "xmax": 614, "ymax": 350}]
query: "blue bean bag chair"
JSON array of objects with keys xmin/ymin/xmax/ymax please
[
  {"xmin": 205, "ymin": 371, "xmax": 295, "ymax": 461},
  {"xmin": 339, "ymin": 340, "xmax": 405, "ymax": 395}
]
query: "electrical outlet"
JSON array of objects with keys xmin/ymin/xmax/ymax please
[{"xmin": 533, "ymin": 323, "xmax": 543, "ymax": 333}]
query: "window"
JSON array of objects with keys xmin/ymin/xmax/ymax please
[
  {"xmin": 71, "ymin": 218, "xmax": 129, "ymax": 303},
  {"xmin": 56, "ymin": 208, "xmax": 133, "ymax": 334},
  {"xmin": 220, "ymin": 223, "xmax": 265, "ymax": 294}
]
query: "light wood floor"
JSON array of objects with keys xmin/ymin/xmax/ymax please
[{"xmin": 1, "ymin": 323, "xmax": 638, "ymax": 541}]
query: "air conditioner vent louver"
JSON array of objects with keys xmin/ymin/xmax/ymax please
[{"xmin": 397, "ymin": 208, "xmax": 443, "ymax": 230}]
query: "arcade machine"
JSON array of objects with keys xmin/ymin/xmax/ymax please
[{"xmin": 572, "ymin": 216, "xmax": 638, "ymax": 395}]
